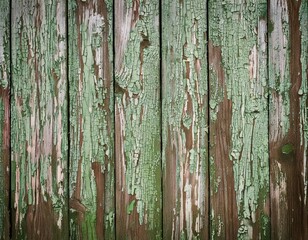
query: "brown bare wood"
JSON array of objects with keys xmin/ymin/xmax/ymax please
[
  {"xmin": 209, "ymin": 0, "xmax": 270, "ymax": 239},
  {"xmin": 115, "ymin": 0, "xmax": 161, "ymax": 239},
  {"xmin": 162, "ymin": 1, "xmax": 209, "ymax": 239},
  {"xmin": 0, "ymin": 0, "xmax": 10, "ymax": 238},
  {"xmin": 269, "ymin": 0, "xmax": 308, "ymax": 239}
]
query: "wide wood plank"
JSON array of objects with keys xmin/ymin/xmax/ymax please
[
  {"xmin": 11, "ymin": 1, "xmax": 68, "ymax": 238},
  {"xmin": 269, "ymin": 0, "xmax": 308, "ymax": 238},
  {"xmin": 0, "ymin": 0, "xmax": 10, "ymax": 238},
  {"xmin": 115, "ymin": 0, "xmax": 162, "ymax": 239},
  {"xmin": 162, "ymin": 1, "xmax": 209, "ymax": 239},
  {"xmin": 208, "ymin": 0, "xmax": 270, "ymax": 238},
  {"xmin": 68, "ymin": 0, "xmax": 114, "ymax": 239}
]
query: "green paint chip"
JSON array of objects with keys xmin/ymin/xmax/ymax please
[
  {"xmin": 127, "ymin": 200, "xmax": 135, "ymax": 215},
  {"xmin": 183, "ymin": 116, "xmax": 192, "ymax": 129},
  {"xmin": 281, "ymin": 143, "xmax": 294, "ymax": 155}
]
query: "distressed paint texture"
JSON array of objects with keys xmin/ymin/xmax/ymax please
[
  {"xmin": 115, "ymin": 0, "xmax": 161, "ymax": 239},
  {"xmin": 11, "ymin": 0, "xmax": 68, "ymax": 238},
  {"xmin": 208, "ymin": 0, "xmax": 270, "ymax": 239},
  {"xmin": 68, "ymin": 0, "xmax": 114, "ymax": 239},
  {"xmin": 2, "ymin": 2, "xmax": 307, "ymax": 239},
  {"xmin": 0, "ymin": 0, "xmax": 10, "ymax": 238},
  {"xmin": 162, "ymin": 1, "xmax": 208, "ymax": 239},
  {"xmin": 269, "ymin": 0, "xmax": 308, "ymax": 238}
]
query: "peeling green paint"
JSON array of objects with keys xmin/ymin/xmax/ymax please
[
  {"xmin": 299, "ymin": 0, "xmax": 308, "ymax": 209},
  {"xmin": 0, "ymin": 0, "xmax": 10, "ymax": 238},
  {"xmin": 2, "ymin": 1, "xmax": 306, "ymax": 239},
  {"xmin": 269, "ymin": 0, "xmax": 308, "ymax": 238},
  {"xmin": 162, "ymin": 0, "xmax": 208, "ymax": 239},
  {"xmin": 68, "ymin": 0, "xmax": 114, "ymax": 239},
  {"xmin": 115, "ymin": 0, "xmax": 161, "ymax": 238},
  {"xmin": 209, "ymin": 0, "xmax": 270, "ymax": 238},
  {"xmin": 269, "ymin": 0, "xmax": 291, "ymax": 136},
  {"xmin": 11, "ymin": 0, "xmax": 68, "ymax": 238},
  {"xmin": 208, "ymin": 69, "xmax": 224, "ymax": 122},
  {"xmin": 127, "ymin": 200, "xmax": 136, "ymax": 215}
]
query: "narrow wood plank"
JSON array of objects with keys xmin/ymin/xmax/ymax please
[
  {"xmin": 208, "ymin": 0, "xmax": 270, "ymax": 239},
  {"xmin": 269, "ymin": 0, "xmax": 308, "ymax": 238},
  {"xmin": 115, "ymin": 0, "xmax": 161, "ymax": 238},
  {"xmin": 11, "ymin": 1, "xmax": 68, "ymax": 238},
  {"xmin": 0, "ymin": 0, "xmax": 10, "ymax": 238},
  {"xmin": 162, "ymin": 1, "xmax": 208, "ymax": 239},
  {"xmin": 68, "ymin": 0, "xmax": 114, "ymax": 239}
]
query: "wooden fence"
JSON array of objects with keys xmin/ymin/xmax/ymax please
[{"xmin": 0, "ymin": 0, "xmax": 307, "ymax": 239}]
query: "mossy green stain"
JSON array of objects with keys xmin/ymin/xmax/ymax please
[
  {"xmin": 261, "ymin": 212, "xmax": 271, "ymax": 239},
  {"xmin": 268, "ymin": 20, "xmax": 274, "ymax": 34},
  {"xmin": 281, "ymin": 143, "xmax": 294, "ymax": 155}
]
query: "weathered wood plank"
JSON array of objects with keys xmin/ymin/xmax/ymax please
[
  {"xmin": 0, "ymin": 0, "xmax": 10, "ymax": 238},
  {"xmin": 162, "ymin": 1, "xmax": 208, "ymax": 239},
  {"xmin": 269, "ymin": 0, "xmax": 308, "ymax": 238},
  {"xmin": 208, "ymin": 0, "xmax": 270, "ymax": 239},
  {"xmin": 115, "ymin": 0, "xmax": 161, "ymax": 239},
  {"xmin": 68, "ymin": 0, "xmax": 114, "ymax": 239},
  {"xmin": 11, "ymin": 1, "xmax": 68, "ymax": 238}
]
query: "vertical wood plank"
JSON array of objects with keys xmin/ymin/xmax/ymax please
[
  {"xmin": 0, "ymin": 0, "xmax": 10, "ymax": 238},
  {"xmin": 269, "ymin": 0, "xmax": 308, "ymax": 238},
  {"xmin": 68, "ymin": 0, "xmax": 114, "ymax": 239},
  {"xmin": 162, "ymin": 1, "xmax": 208, "ymax": 239},
  {"xmin": 11, "ymin": 0, "xmax": 68, "ymax": 238},
  {"xmin": 115, "ymin": 0, "xmax": 161, "ymax": 239},
  {"xmin": 208, "ymin": 0, "xmax": 270, "ymax": 239}
]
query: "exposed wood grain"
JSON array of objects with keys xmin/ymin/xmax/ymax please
[
  {"xmin": 269, "ymin": 0, "xmax": 308, "ymax": 238},
  {"xmin": 4, "ymin": 2, "xmax": 308, "ymax": 239},
  {"xmin": 11, "ymin": 0, "xmax": 68, "ymax": 238},
  {"xmin": 0, "ymin": 0, "xmax": 10, "ymax": 238},
  {"xmin": 115, "ymin": 0, "xmax": 161, "ymax": 239},
  {"xmin": 68, "ymin": 0, "xmax": 114, "ymax": 239},
  {"xmin": 162, "ymin": 1, "xmax": 208, "ymax": 239},
  {"xmin": 208, "ymin": 0, "xmax": 270, "ymax": 239}
]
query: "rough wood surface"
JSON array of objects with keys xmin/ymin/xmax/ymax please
[
  {"xmin": 2, "ymin": 2, "xmax": 308, "ymax": 239},
  {"xmin": 269, "ymin": 0, "xmax": 308, "ymax": 239},
  {"xmin": 68, "ymin": 0, "xmax": 114, "ymax": 239},
  {"xmin": 208, "ymin": 0, "xmax": 270, "ymax": 239},
  {"xmin": 0, "ymin": 0, "xmax": 10, "ymax": 238},
  {"xmin": 115, "ymin": 0, "xmax": 161, "ymax": 239},
  {"xmin": 162, "ymin": 1, "xmax": 208, "ymax": 239},
  {"xmin": 11, "ymin": 0, "xmax": 68, "ymax": 238}
]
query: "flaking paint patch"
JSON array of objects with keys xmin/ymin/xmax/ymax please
[
  {"xmin": 209, "ymin": 0, "xmax": 269, "ymax": 238},
  {"xmin": 115, "ymin": 0, "xmax": 161, "ymax": 238},
  {"xmin": 269, "ymin": 0, "xmax": 308, "ymax": 238},
  {"xmin": 162, "ymin": 0, "xmax": 208, "ymax": 239},
  {"xmin": 269, "ymin": 0, "xmax": 291, "ymax": 139},
  {"xmin": 68, "ymin": 0, "xmax": 114, "ymax": 239},
  {"xmin": 11, "ymin": 0, "xmax": 68, "ymax": 238}
]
